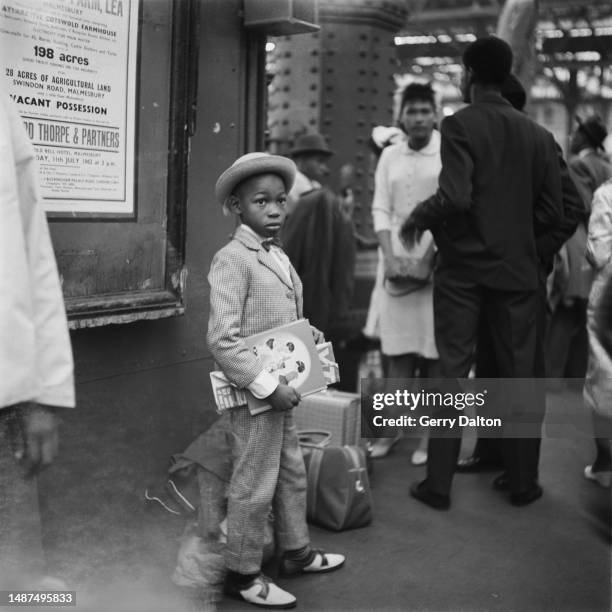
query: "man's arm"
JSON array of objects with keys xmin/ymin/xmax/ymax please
[
  {"xmin": 535, "ymin": 143, "xmax": 583, "ymax": 268},
  {"xmin": 532, "ymin": 134, "xmax": 564, "ymax": 239},
  {"xmin": 408, "ymin": 114, "xmax": 474, "ymax": 230}
]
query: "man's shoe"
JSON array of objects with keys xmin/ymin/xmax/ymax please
[
  {"xmin": 510, "ymin": 484, "xmax": 543, "ymax": 506},
  {"xmin": 280, "ymin": 549, "xmax": 345, "ymax": 577},
  {"xmin": 456, "ymin": 454, "xmax": 502, "ymax": 473},
  {"xmin": 492, "ymin": 472, "xmax": 509, "ymax": 491},
  {"xmin": 409, "ymin": 480, "xmax": 450, "ymax": 510},
  {"xmin": 226, "ymin": 573, "xmax": 296, "ymax": 609}
]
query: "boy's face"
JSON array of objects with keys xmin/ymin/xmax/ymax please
[{"xmin": 231, "ymin": 173, "xmax": 287, "ymax": 237}]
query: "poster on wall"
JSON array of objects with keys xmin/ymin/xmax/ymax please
[{"xmin": 0, "ymin": 0, "xmax": 139, "ymax": 216}]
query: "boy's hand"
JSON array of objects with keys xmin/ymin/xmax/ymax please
[{"xmin": 268, "ymin": 384, "xmax": 301, "ymax": 412}]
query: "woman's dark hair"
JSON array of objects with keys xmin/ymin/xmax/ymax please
[{"xmin": 399, "ymin": 82, "xmax": 436, "ymax": 113}]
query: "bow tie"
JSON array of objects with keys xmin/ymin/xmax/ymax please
[{"xmin": 261, "ymin": 237, "xmax": 283, "ymax": 251}]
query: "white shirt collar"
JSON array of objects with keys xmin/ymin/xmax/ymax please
[
  {"xmin": 240, "ymin": 223, "xmax": 267, "ymax": 243},
  {"xmin": 401, "ymin": 129, "xmax": 440, "ymax": 157}
]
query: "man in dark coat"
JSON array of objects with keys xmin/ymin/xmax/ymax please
[
  {"xmin": 401, "ymin": 37, "xmax": 563, "ymax": 509},
  {"xmin": 457, "ymin": 74, "xmax": 583, "ymax": 473},
  {"xmin": 281, "ymin": 188, "xmax": 355, "ymax": 340}
]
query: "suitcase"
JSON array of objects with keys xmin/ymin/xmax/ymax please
[{"xmin": 294, "ymin": 389, "xmax": 361, "ymax": 447}]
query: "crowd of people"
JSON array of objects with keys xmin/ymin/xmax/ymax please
[
  {"xmin": 2, "ymin": 31, "xmax": 612, "ymax": 611},
  {"xmin": 364, "ymin": 37, "xmax": 612, "ymax": 511}
]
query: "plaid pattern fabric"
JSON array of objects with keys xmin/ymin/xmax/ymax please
[
  {"xmin": 207, "ymin": 225, "xmax": 304, "ymax": 389},
  {"xmin": 224, "ymin": 404, "xmax": 309, "ymax": 573},
  {"xmin": 207, "ymin": 224, "xmax": 309, "ymax": 573}
]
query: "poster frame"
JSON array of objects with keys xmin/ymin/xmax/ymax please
[{"xmin": 61, "ymin": 0, "xmax": 199, "ymax": 328}]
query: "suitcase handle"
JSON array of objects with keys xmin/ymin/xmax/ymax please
[{"xmin": 298, "ymin": 430, "xmax": 332, "ymax": 449}]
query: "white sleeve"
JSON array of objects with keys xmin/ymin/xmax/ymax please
[
  {"xmin": 8, "ymin": 98, "xmax": 75, "ymax": 408},
  {"xmin": 586, "ymin": 185, "xmax": 612, "ymax": 271},
  {"xmin": 247, "ymin": 370, "xmax": 279, "ymax": 399},
  {"xmin": 371, "ymin": 147, "xmax": 393, "ymax": 233}
]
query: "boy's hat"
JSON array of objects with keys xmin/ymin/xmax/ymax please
[
  {"xmin": 576, "ymin": 115, "xmax": 608, "ymax": 151},
  {"xmin": 215, "ymin": 152, "xmax": 297, "ymax": 207},
  {"xmin": 290, "ymin": 133, "xmax": 334, "ymax": 157}
]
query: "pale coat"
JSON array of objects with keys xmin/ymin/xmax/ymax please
[
  {"xmin": 370, "ymin": 131, "xmax": 441, "ymax": 358},
  {"xmin": 584, "ymin": 179, "xmax": 612, "ymax": 417},
  {"xmin": 0, "ymin": 93, "xmax": 74, "ymax": 409},
  {"xmin": 206, "ymin": 224, "xmax": 304, "ymax": 389}
]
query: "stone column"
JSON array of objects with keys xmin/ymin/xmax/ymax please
[{"xmin": 267, "ymin": 0, "xmax": 407, "ymax": 236}]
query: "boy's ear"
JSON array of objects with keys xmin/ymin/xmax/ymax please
[{"xmin": 227, "ymin": 195, "xmax": 241, "ymax": 214}]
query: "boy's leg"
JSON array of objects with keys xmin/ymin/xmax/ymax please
[
  {"xmin": 225, "ymin": 408, "xmax": 284, "ymax": 574},
  {"xmin": 272, "ymin": 411, "xmax": 309, "ymax": 553},
  {"xmin": 275, "ymin": 411, "xmax": 345, "ymax": 577}
]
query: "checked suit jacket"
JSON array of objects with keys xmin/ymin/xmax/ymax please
[{"xmin": 207, "ymin": 224, "xmax": 304, "ymax": 390}]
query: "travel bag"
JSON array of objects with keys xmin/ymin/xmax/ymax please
[
  {"xmin": 293, "ymin": 389, "xmax": 361, "ymax": 446},
  {"xmin": 299, "ymin": 431, "xmax": 372, "ymax": 531}
]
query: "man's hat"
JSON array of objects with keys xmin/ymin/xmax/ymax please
[
  {"xmin": 215, "ymin": 152, "xmax": 297, "ymax": 208},
  {"xmin": 289, "ymin": 133, "xmax": 334, "ymax": 157},
  {"xmin": 576, "ymin": 115, "xmax": 608, "ymax": 151}
]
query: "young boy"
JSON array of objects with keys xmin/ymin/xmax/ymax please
[{"xmin": 207, "ymin": 152, "xmax": 345, "ymax": 609}]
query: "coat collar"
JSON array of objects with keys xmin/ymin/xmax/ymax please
[
  {"xmin": 232, "ymin": 224, "xmax": 294, "ymax": 289},
  {"xmin": 473, "ymin": 90, "xmax": 512, "ymax": 108},
  {"xmin": 401, "ymin": 129, "xmax": 440, "ymax": 157},
  {"xmin": 232, "ymin": 223, "xmax": 264, "ymax": 251}
]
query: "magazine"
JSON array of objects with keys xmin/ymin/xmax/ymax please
[{"xmin": 209, "ymin": 319, "xmax": 337, "ymax": 415}]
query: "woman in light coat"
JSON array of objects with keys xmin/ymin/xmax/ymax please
[
  {"xmin": 368, "ymin": 83, "xmax": 440, "ymax": 462},
  {"xmin": 583, "ymin": 178, "xmax": 612, "ymax": 487}
]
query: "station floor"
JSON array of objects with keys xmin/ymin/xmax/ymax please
[{"xmin": 38, "ymin": 387, "xmax": 610, "ymax": 612}]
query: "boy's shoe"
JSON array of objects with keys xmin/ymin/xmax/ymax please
[
  {"xmin": 280, "ymin": 549, "xmax": 345, "ymax": 577},
  {"xmin": 225, "ymin": 573, "xmax": 296, "ymax": 609}
]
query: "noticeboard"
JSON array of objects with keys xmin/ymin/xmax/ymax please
[{"xmin": 0, "ymin": 0, "xmax": 199, "ymax": 327}]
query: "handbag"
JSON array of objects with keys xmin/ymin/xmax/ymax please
[
  {"xmin": 298, "ymin": 430, "xmax": 373, "ymax": 531},
  {"xmin": 384, "ymin": 230, "xmax": 436, "ymax": 297}
]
